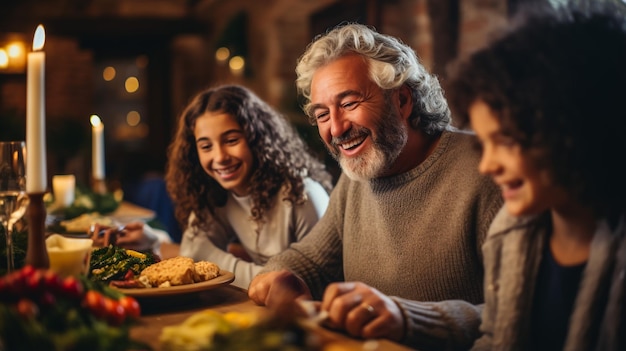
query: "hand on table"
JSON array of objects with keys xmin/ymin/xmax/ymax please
[
  {"xmin": 321, "ymin": 282, "xmax": 405, "ymax": 342},
  {"xmin": 90, "ymin": 221, "xmax": 156, "ymax": 252},
  {"xmin": 248, "ymin": 269, "xmax": 312, "ymax": 308}
]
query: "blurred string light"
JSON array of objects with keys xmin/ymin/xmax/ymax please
[
  {"xmin": 215, "ymin": 11, "xmax": 249, "ymax": 77},
  {"xmin": 125, "ymin": 76, "xmax": 139, "ymax": 93},
  {"xmin": 215, "ymin": 47, "xmax": 230, "ymax": 62},
  {"xmin": 0, "ymin": 37, "xmax": 26, "ymax": 73},
  {"xmin": 102, "ymin": 66, "xmax": 116, "ymax": 81},
  {"xmin": 126, "ymin": 110, "xmax": 141, "ymax": 126},
  {"xmin": 0, "ymin": 49, "xmax": 8, "ymax": 68},
  {"xmin": 7, "ymin": 42, "xmax": 23, "ymax": 59},
  {"xmin": 229, "ymin": 55, "xmax": 245, "ymax": 76}
]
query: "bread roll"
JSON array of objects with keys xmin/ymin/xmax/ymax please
[
  {"xmin": 140, "ymin": 256, "xmax": 195, "ymax": 286},
  {"xmin": 194, "ymin": 261, "xmax": 220, "ymax": 282}
]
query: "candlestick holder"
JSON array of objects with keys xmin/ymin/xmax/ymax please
[
  {"xmin": 92, "ymin": 177, "xmax": 108, "ymax": 195},
  {"xmin": 25, "ymin": 192, "xmax": 49, "ymax": 269}
]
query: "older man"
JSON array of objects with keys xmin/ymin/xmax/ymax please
[{"xmin": 248, "ymin": 23, "xmax": 502, "ymax": 350}]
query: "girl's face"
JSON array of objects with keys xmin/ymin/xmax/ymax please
[
  {"xmin": 469, "ymin": 100, "xmax": 568, "ymax": 216},
  {"xmin": 194, "ymin": 111, "xmax": 254, "ymax": 196}
]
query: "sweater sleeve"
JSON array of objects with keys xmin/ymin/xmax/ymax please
[
  {"xmin": 260, "ymin": 176, "xmax": 348, "ymax": 299},
  {"xmin": 392, "ymin": 296, "xmax": 483, "ymax": 351}
]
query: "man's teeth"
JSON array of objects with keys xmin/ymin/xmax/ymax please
[{"xmin": 340, "ymin": 136, "xmax": 367, "ymax": 150}]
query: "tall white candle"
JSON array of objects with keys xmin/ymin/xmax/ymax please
[
  {"xmin": 26, "ymin": 24, "xmax": 47, "ymax": 193},
  {"xmin": 90, "ymin": 115, "xmax": 105, "ymax": 180}
]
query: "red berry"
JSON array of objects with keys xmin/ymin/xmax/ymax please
[
  {"xmin": 104, "ymin": 297, "xmax": 126, "ymax": 326},
  {"xmin": 42, "ymin": 270, "xmax": 61, "ymax": 292},
  {"xmin": 19, "ymin": 265, "xmax": 36, "ymax": 279},
  {"xmin": 118, "ymin": 296, "xmax": 141, "ymax": 319},
  {"xmin": 25, "ymin": 271, "xmax": 44, "ymax": 293},
  {"xmin": 60, "ymin": 276, "xmax": 84, "ymax": 300},
  {"xmin": 83, "ymin": 290, "xmax": 107, "ymax": 319}
]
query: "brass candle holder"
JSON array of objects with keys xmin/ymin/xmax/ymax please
[{"xmin": 25, "ymin": 192, "xmax": 49, "ymax": 269}]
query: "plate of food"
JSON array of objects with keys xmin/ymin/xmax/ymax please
[
  {"xmin": 107, "ymin": 256, "xmax": 235, "ymax": 298},
  {"xmin": 47, "ymin": 212, "xmax": 116, "ymax": 237},
  {"xmin": 114, "ymin": 270, "xmax": 235, "ymax": 297}
]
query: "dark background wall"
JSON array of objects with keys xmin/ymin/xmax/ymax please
[{"xmin": 0, "ymin": 0, "xmax": 521, "ymax": 189}]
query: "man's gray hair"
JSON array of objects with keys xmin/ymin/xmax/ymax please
[{"xmin": 296, "ymin": 23, "xmax": 450, "ymax": 134}]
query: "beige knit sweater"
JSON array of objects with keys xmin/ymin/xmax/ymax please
[{"xmin": 262, "ymin": 128, "xmax": 503, "ymax": 350}]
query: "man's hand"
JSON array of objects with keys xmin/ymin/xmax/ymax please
[
  {"xmin": 320, "ymin": 282, "xmax": 405, "ymax": 341},
  {"xmin": 248, "ymin": 269, "xmax": 312, "ymax": 307}
]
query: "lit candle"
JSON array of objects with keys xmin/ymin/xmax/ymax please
[
  {"xmin": 52, "ymin": 174, "xmax": 75, "ymax": 207},
  {"xmin": 26, "ymin": 24, "xmax": 47, "ymax": 193},
  {"xmin": 90, "ymin": 115, "xmax": 105, "ymax": 180}
]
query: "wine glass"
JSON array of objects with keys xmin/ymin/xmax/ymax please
[{"xmin": 0, "ymin": 141, "xmax": 28, "ymax": 273}]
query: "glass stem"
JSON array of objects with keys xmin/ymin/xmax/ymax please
[{"xmin": 2, "ymin": 219, "xmax": 13, "ymax": 273}]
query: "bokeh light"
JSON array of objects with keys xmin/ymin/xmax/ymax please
[
  {"xmin": 125, "ymin": 76, "xmax": 139, "ymax": 93},
  {"xmin": 215, "ymin": 47, "xmax": 230, "ymax": 62},
  {"xmin": 7, "ymin": 42, "xmax": 23, "ymax": 58},
  {"xmin": 126, "ymin": 111, "xmax": 141, "ymax": 126},
  {"xmin": 0, "ymin": 50, "xmax": 8, "ymax": 68},
  {"xmin": 229, "ymin": 56, "xmax": 245, "ymax": 75},
  {"xmin": 102, "ymin": 66, "xmax": 116, "ymax": 81}
]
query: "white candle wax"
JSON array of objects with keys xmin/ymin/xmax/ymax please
[
  {"xmin": 90, "ymin": 115, "xmax": 105, "ymax": 180},
  {"xmin": 52, "ymin": 174, "xmax": 75, "ymax": 207},
  {"xmin": 26, "ymin": 25, "xmax": 47, "ymax": 193}
]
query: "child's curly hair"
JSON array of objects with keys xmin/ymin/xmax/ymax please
[
  {"xmin": 165, "ymin": 85, "xmax": 333, "ymax": 232},
  {"xmin": 448, "ymin": 1, "xmax": 626, "ymax": 218}
]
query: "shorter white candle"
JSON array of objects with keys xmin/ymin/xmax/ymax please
[
  {"xmin": 90, "ymin": 115, "xmax": 105, "ymax": 180},
  {"xmin": 52, "ymin": 175, "xmax": 75, "ymax": 207}
]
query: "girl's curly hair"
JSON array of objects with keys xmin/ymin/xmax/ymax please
[
  {"xmin": 447, "ymin": 1, "xmax": 626, "ymax": 218},
  {"xmin": 165, "ymin": 85, "xmax": 333, "ymax": 232}
]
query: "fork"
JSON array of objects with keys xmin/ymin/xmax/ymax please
[{"xmin": 297, "ymin": 299, "xmax": 329, "ymax": 325}]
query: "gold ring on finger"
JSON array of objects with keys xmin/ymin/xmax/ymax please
[{"xmin": 361, "ymin": 303, "xmax": 375, "ymax": 316}]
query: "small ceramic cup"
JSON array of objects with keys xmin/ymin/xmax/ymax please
[{"xmin": 45, "ymin": 234, "xmax": 93, "ymax": 277}]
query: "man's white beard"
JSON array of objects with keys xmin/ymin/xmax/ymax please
[
  {"xmin": 329, "ymin": 94, "xmax": 409, "ymax": 181},
  {"xmin": 339, "ymin": 146, "xmax": 387, "ymax": 181}
]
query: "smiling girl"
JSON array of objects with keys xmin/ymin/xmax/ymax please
[
  {"xmin": 165, "ymin": 85, "xmax": 333, "ymax": 289},
  {"xmin": 449, "ymin": 2, "xmax": 626, "ymax": 350}
]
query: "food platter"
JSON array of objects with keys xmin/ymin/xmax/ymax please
[
  {"xmin": 46, "ymin": 202, "xmax": 156, "ymax": 237},
  {"xmin": 113, "ymin": 270, "xmax": 235, "ymax": 298}
]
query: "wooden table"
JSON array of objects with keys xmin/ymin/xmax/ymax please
[{"xmin": 131, "ymin": 285, "xmax": 413, "ymax": 351}]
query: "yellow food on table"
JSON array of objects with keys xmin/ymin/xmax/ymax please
[
  {"xmin": 59, "ymin": 212, "xmax": 114, "ymax": 232},
  {"xmin": 125, "ymin": 249, "xmax": 146, "ymax": 259},
  {"xmin": 160, "ymin": 309, "xmax": 322, "ymax": 351},
  {"xmin": 139, "ymin": 256, "xmax": 220, "ymax": 288},
  {"xmin": 160, "ymin": 310, "xmax": 259, "ymax": 351}
]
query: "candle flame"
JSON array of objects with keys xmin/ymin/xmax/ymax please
[
  {"xmin": 33, "ymin": 25, "xmax": 45, "ymax": 51},
  {"xmin": 90, "ymin": 115, "xmax": 102, "ymax": 127}
]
